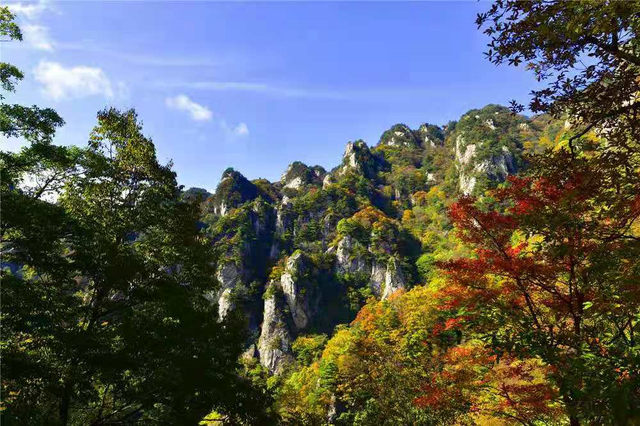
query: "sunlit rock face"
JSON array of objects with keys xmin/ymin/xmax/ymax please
[
  {"xmin": 453, "ymin": 105, "xmax": 525, "ymax": 195},
  {"xmin": 207, "ymin": 168, "xmax": 259, "ymax": 216},
  {"xmin": 335, "ymin": 236, "xmax": 368, "ymax": 275},
  {"xmin": 258, "ymin": 252, "xmax": 316, "ymax": 374},
  {"xmin": 382, "ymin": 257, "xmax": 405, "ymax": 300},
  {"xmin": 215, "ymin": 261, "xmax": 243, "ymax": 319},
  {"xmin": 455, "ymin": 133, "xmax": 518, "ymax": 195},
  {"xmin": 337, "ymin": 140, "xmax": 381, "ymax": 178},
  {"xmin": 258, "ymin": 290, "xmax": 294, "ymax": 374},
  {"xmin": 280, "ymin": 161, "xmax": 326, "ymax": 193}
]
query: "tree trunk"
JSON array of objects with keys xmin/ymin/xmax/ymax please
[
  {"xmin": 562, "ymin": 393, "xmax": 581, "ymax": 426},
  {"xmin": 59, "ymin": 379, "xmax": 73, "ymax": 426}
]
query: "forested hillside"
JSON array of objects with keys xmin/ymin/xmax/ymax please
[
  {"xmin": 192, "ymin": 104, "xmax": 557, "ymax": 374},
  {"xmin": 2, "ymin": 2, "xmax": 639, "ymax": 426}
]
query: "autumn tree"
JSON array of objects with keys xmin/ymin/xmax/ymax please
[
  {"xmin": 463, "ymin": 4, "xmax": 640, "ymax": 423},
  {"xmin": 276, "ymin": 285, "xmax": 565, "ymax": 425},
  {"xmin": 441, "ymin": 155, "xmax": 639, "ymax": 424}
]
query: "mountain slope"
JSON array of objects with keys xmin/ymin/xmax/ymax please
[{"xmin": 190, "ymin": 104, "xmax": 558, "ymax": 374}]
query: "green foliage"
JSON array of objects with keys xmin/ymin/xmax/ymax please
[
  {"xmin": 182, "ymin": 186, "xmax": 211, "ymax": 203},
  {"xmin": 0, "ymin": 8, "xmax": 63, "ymax": 145},
  {"xmin": 253, "ymin": 177, "xmax": 280, "ymax": 203},
  {"xmin": 415, "ymin": 253, "xmax": 435, "ymax": 283},
  {"xmin": 0, "ymin": 6, "xmax": 22, "ymax": 42},
  {"xmin": 1, "ymin": 106, "xmax": 270, "ymax": 425},
  {"xmin": 292, "ymin": 334, "xmax": 328, "ymax": 366},
  {"xmin": 454, "ymin": 104, "xmax": 527, "ymax": 160},
  {"xmin": 207, "ymin": 167, "xmax": 259, "ymax": 214}
]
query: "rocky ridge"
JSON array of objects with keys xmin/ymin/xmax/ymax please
[{"xmin": 192, "ymin": 104, "xmax": 558, "ymax": 374}]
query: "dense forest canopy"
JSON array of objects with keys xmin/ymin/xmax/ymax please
[{"xmin": 2, "ymin": 1, "xmax": 639, "ymax": 425}]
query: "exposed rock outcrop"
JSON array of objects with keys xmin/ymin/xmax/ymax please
[
  {"xmin": 207, "ymin": 168, "xmax": 259, "ymax": 216},
  {"xmin": 258, "ymin": 252, "xmax": 316, "ymax": 373},
  {"xmin": 335, "ymin": 236, "xmax": 368, "ymax": 274},
  {"xmin": 337, "ymin": 140, "xmax": 380, "ymax": 178},
  {"xmin": 280, "ymin": 161, "xmax": 326, "ymax": 192},
  {"xmin": 200, "ymin": 103, "xmax": 551, "ymax": 376},
  {"xmin": 369, "ymin": 261, "xmax": 386, "ymax": 298},
  {"xmin": 379, "ymin": 124, "xmax": 420, "ymax": 147},
  {"xmin": 455, "ymin": 133, "xmax": 518, "ymax": 195},
  {"xmin": 215, "ymin": 261, "xmax": 243, "ymax": 319},
  {"xmin": 280, "ymin": 252, "xmax": 312, "ymax": 330},
  {"xmin": 258, "ymin": 289, "xmax": 295, "ymax": 374},
  {"xmin": 334, "ymin": 236, "xmax": 406, "ymax": 299},
  {"xmin": 382, "ymin": 257, "xmax": 405, "ymax": 299}
]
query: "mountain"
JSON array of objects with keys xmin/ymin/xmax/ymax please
[{"xmin": 189, "ymin": 104, "xmax": 557, "ymax": 374}]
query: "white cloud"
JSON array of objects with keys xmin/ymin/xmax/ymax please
[
  {"xmin": 233, "ymin": 122, "xmax": 249, "ymax": 136},
  {"xmin": 7, "ymin": 1, "xmax": 50, "ymax": 20},
  {"xmin": 165, "ymin": 94, "xmax": 213, "ymax": 122},
  {"xmin": 165, "ymin": 80, "xmax": 346, "ymax": 100},
  {"xmin": 22, "ymin": 24, "xmax": 54, "ymax": 51},
  {"xmin": 7, "ymin": 1, "xmax": 57, "ymax": 50},
  {"xmin": 34, "ymin": 61, "xmax": 114, "ymax": 101}
]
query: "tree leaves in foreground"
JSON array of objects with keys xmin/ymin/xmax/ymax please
[
  {"xmin": 442, "ymin": 161, "xmax": 639, "ymax": 425},
  {"xmin": 2, "ymin": 108, "xmax": 274, "ymax": 425},
  {"xmin": 477, "ymin": 0, "xmax": 640, "ymax": 140}
]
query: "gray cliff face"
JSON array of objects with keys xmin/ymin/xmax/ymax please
[
  {"xmin": 198, "ymin": 103, "xmax": 541, "ymax": 376},
  {"xmin": 338, "ymin": 140, "xmax": 371, "ymax": 176},
  {"xmin": 280, "ymin": 252, "xmax": 312, "ymax": 330},
  {"xmin": 455, "ymin": 133, "xmax": 518, "ymax": 195},
  {"xmin": 383, "ymin": 124, "xmax": 418, "ymax": 147},
  {"xmin": 334, "ymin": 236, "xmax": 405, "ymax": 299},
  {"xmin": 258, "ymin": 252, "xmax": 315, "ymax": 374},
  {"xmin": 280, "ymin": 162, "xmax": 326, "ymax": 192},
  {"xmin": 258, "ymin": 290, "xmax": 295, "ymax": 374},
  {"xmin": 382, "ymin": 257, "xmax": 406, "ymax": 299},
  {"xmin": 215, "ymin": 261, "xmax": 243, "ymax": 320},
  {"xmin": 269, "ymin": 203, "xmax": 291, "ymax": 259},
  {"xmin": 335, "ymin": 236, "xmax": 368, "ymax": 274},
  {"xmin": 369, "ymin": 261, "xmax": 386, "ymax": 298}
]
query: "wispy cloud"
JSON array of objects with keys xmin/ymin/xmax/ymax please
[
  {"xmin": 155, "ymin": 81, "xmax": 347, "ymax": 100},
  {"xmin": 152, "ymin": 80, "xmax": 451, "ymax": 102},
  {"xmin": 8, "ymin": 0, "xmax": 57, "ymax": 50},
  {"xmin": 165, "ymin": 95, "xmax": 250, "ymax": 138},
  {"xmin": 7, "ymin": 0, "xmax": 52, "ymax": 20},
  {"xmin": 165, "ymin": 94, "xmax": 213, "ymax": 122},
  {"xmin": 216, "ymin": 119, "xmax": 250, "ymax": 140},
  {"xmin": 233, "ymin": 122, "xmax": 249, "ymax": 136},
  {"xmin": 22, "ymin": 24, "xmax": 54, "ymax": 51},
  {"xmin": 56, "ymin": 42, "xmax": 224, "ymax": 68},
  {"xmin": 34, "ymin": 61, "xmax": 115, "ymax": 101}
]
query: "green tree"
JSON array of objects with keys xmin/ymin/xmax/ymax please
[
  {"xmin": 477, "ymin": 0, "xmax": 640, "ymax": 151},
  {"xmin": 3, "ymin": 108, "xmax": 273, "ymax": 425},
  {"xmin": 0, "ymin": 7, "xmax": 67, "ymax": 193}
]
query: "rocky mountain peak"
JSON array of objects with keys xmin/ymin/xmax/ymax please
[
  {"xmin": 208, "ymin": 168, "xmax": 259, "ymax": 216},
  {"xmin": 379, "ymin": 123, "xmax": 420, "ymax": 147},
  {"xmin": 280, "ymin": 161, "xmax": 326, "ymax": 191},
  {"xmin": 416, "ymin": 123, "xmax": 445, "ymax": 148},
  {"xmin": 338, "ymin": 139, "xmax": 381, "ymax": 178}
]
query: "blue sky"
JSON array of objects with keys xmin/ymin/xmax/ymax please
[{"xmin": 2, "ymin": 0, "xmax": 538, "ymax": 192}]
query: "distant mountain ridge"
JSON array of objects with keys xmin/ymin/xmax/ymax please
[{"xmin": 185, "ymin": 104, "xmax": 565, "ymax": 374}]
